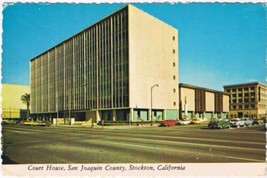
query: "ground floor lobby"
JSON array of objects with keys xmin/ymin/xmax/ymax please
[{"xmin": 30, "ymin": 108, "xmax": 178, "ymax": 125}]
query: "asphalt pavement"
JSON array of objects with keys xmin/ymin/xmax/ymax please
[{"xmin": 2, "ymin": 123, "xmax": 266, "ymax": 164}]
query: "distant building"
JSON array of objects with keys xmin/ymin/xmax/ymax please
[
  {"xmin": 179, "ymin": 83, "xmax": 229, "ymax": 120},
  {"xmin": 224, "ymin": 82, "xmax": 267, "ymax": 119},
  {"xmin": 30, "ymin": 4, "xmax": 178, "ymax": 123},
  {"xmin": 1, "ymin": 84, "xmax": 30, "ymax": 120}
]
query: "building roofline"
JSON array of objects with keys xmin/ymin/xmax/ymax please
[
  {"xmin": 179, "ymin": 83, "xmax": 226, "ymax": 95},
  {"xmin": 30, "ymin": 4, "xmax": 129, "ymax": 62},
  {"xmin": 30, "ymin": 4, "xmax": 178, "ymax": 62},
  {"xmin": 223, "ymin": 82, "xmax": 267, "ymax": 88}
]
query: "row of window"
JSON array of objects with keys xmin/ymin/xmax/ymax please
[
  {"xmin": 231, "ymin": 104, "xmax": 256, "ymax": 109},
  {"xmin": 172, "ymin": 34, "xmax": 177, "ymax": 107},
  {"xmin": 231, "ymin": 98, "xmax": 256, "ymax": 103},
  {"xmin": 226, "ymin": 87, "xmax": 256, "ymax": 93},
  {"xmin": 231, "ymin": 92, "xmax": 256, "ymax": 97}
]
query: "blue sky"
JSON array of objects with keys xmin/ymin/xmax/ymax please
[{"xmin": 2, "ymin": 3, "xmax": 266, "ymax": 91}]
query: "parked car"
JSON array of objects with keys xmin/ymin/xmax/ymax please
[
  {"xmin": 19, "ymin": 120, "xmax": 25, "ymax": 125},
  {"xmin": 159, "ymin": 120, "xmax": 177, "ymax": 127},
  {"xmin": 242, "ymin": 117, "xmax": 253, "ymax": 126},
  {"xmin": 190, "ymin": 118, "xmax": 201, "ymax": 125},
  {"xmin": 177, "ymin": 119, "xmax": 191, "ymax": 125},
  {"xmin": 252, "ymin": 119, "xmax": 260, "ymax": 125},
  {"xmin": 229, "ymin": 118, "xmax": 245, "ymax": 128},
  {"xmin": 1, "ymin": 120, "xmax": 8, "ymax": 126},
  {"xmin": 208, "ymin": 119, "xmax": 230, "ymax": 129}
]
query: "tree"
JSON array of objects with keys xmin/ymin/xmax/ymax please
[{"xmin": 21, "ymin": 93, "xmax": 30, "ymax": 121}]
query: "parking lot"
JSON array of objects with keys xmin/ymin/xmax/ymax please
[{"xmin": 2, "ymin": 123, "xmax": 266, "ymax": 164}]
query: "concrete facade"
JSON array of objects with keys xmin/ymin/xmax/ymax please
[
  {"xmin": 1, "ymin": 84, "xmax": 30, "ymax": 119},
  {"xmin": 179, "ymin": 83, "xmax": 229, "ymax": 120},
  {"xmin": 224, "ymin": 82, "xmax": 267, "ymax": 119},
  {"xmin": 30, "ymin": 4, "xmax": 178, "ymax": 124}
]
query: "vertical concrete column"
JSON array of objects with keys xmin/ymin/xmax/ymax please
[
  {"xmin": 148, "ymin": 109, "xmax": 151, "ymax": 121},
  {"xmin": 163, "ymin": 109, "xmax": 166, "ymax": 120},
  {"xmin": 129, "ymin": 108, "xmax": 133, "ymax": 122},
  {"xmin": 96, "ymin": 110, "xmax": 101, "ymax": 122},
  {"xmin": 112, "ymin": 110, "xmax": 117, "ymax": 122}
]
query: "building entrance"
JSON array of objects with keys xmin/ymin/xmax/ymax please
[{"xmin": 238, "ymin": 112, "xmax": 243, "ymax": 118}]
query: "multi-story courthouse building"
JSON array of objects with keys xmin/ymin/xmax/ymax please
[
  {"xmin": 30, "ymin": 4, "xmax": 178, "ymax": 123},
  {"xmin": 224, "ymin": 82, "xmax": 267, "ymax": 119},
  {"xmin": 179, "ymin": 83, "xmax": 229, "ymax": 120}
]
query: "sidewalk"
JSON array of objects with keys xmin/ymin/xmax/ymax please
[{"xmin": 51, "ymin": 123, "xmax": 159, "ymax": 129}]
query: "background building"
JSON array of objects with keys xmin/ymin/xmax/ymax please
[
  {"xmin": 30, "ymin": 4, "xmax": 178, "ymax": 124},
  {"xmin": 179, "ymin": 83, "xmax": 229, "ymax": 120},
  {"xmin": 1, "ymin": 84, "xmax": 30, "ymax": 120},
  {"xmin": 224, "ymin": 82, "xmax": 267, "ymax": 119}
]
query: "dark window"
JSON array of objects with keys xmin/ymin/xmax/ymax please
[
  {"xmin": 173, "ymin": 62, "xmax": 175, "ymax": 67},
  {"xmin": 173, "ymin": 36, "xmax": 175, "ymax": 41},
  {"xmin": 173, "ymin": 49, "xmax": 175, "ymax": 54}
]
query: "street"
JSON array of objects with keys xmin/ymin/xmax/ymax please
[{"xmin": 2, "ymin": 124, "xmax": 266, "ymax": 164}]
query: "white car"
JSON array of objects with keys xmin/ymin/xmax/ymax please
[
  {"xmin": 177, "ymin": 119, "xmax": 191, "ymax": 125},
  {"xmin": 230, "ymin": 118, "xmax": 246, "ymax": 128},
  {"xmin": 242, "ymin": 117, "xmax": 253, "ymax": 126}
]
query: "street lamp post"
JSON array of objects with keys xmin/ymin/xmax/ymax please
[{"xmin": 151, "ymin": 84, "xmax": 159, "ymax": 126}]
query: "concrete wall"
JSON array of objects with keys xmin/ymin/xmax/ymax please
[
  {"xmin": 205, "ymin": 92, "xmax": 214, "ymax": 112},
  {"xmin": 2, "ymin": 84, "xmax": 30, "ymax": 119},
  {"xmin": 180, "ymin": 87, "xmax": 195, "ymax": 111},
  {"xmin": 223, "ymin": 95, "xmax": 229, "ymax": 112},
  {"xmin": 128, "ymin": 5, "xmax": 178, "ymax": 111}
]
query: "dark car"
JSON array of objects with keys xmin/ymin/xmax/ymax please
[
  {"xmin": 208, "ymin": 120, "xmax": 230, "ymax": 129},
  {"xmin": 1, "ymin": 120, "xmax": 8, "ymax": 126},
  {"xmin": 252, "ymin": 119, "xmax": 260, "ymax": 125},
  {"xmin": 159, "ymin": 120, "xmax": 177, "ymax": 127}
]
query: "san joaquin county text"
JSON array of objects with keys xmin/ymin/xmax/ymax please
[{"xmin": 28, "ymin": 164, "xmax": 186, "ymax": 172}]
